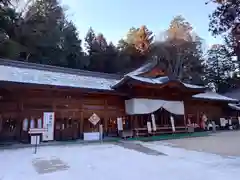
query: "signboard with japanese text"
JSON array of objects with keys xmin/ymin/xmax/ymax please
[{"xmin": 42, "ymin": 112, "xmax": 55, "ymax": 141}]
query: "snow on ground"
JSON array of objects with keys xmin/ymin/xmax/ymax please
[{"xmin": 0, "ymin": 142, "xmax": 239, "ymax": 180}]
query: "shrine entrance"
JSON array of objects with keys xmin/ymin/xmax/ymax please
[{"xmin": 55, "ymin": 118, "xmax": 80, "ymax": 141}]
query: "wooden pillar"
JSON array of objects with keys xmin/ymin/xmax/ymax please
[
  {"xmin": 183, "ymin": 101, "xmax": 187, "ymax": 127},
  {"xmin": 130, "ymin": 115, "xmax": 134, "ymax": 129},
  {"xmin": 134, "ymin": 116, "xmax": 138, "ymax": 128},
  {"xmin": 17, "ymin": 97, "xmax": 23, "ymax": 141},
  {"xmin": 19, "ymin": 96, "xmax": 28, "ymax": 143},
  {"xmin": 52, "ymin": 99, "xmax": 57, "ymax": 140},
  {"xmin": 78, "ymin": 96, "xmax": 83, "ymax": 138},
  {"xmin": 80, "ymin": 111, "xmax": 84, "ymax": 137},
  {"xmin": 104, "ymin": 99, "xmax": 108, "ymax": 134}
]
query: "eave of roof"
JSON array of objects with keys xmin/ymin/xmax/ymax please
[
  {"xmin": 112, "ymin": 74, "xmax": 206, "ymax": 90},
  {"xmin": 193, "ymin": 92, "xmax": 239, "ymax": 103},
  {"xmin": 228, "ymin": 103, "xmax": 240, "ymax": 111},
  {"xmin": 0, "ymin": 58, "xmax": 122, "ymax": 80}
]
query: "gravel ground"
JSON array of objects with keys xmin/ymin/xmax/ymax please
[{"xmin": 164, "ymin": 131, "xmax": 240, "ymax": 157}]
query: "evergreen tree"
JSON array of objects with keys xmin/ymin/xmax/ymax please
[
  {"xmin": 14, "ymin": 0, "xmax": 84, "ymax": 68},
  {"xmin": 208, "ymin": 0, "xmax": 240, "ymax": 63},
  {"xmin": 205, "ymin": 44, "xmax": 235, "ymax": 92},
  {"xmin": 84, "ymin": 28, "xmax": 120, "ymax": 73},
  {"xmin": 0, "ymin": 1, "xmax": 26, "ymax": 59}
]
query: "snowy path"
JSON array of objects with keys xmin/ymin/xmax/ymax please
[{"xmin": 0, "ymin": 142, "xmax": 239, "ymax": 180}]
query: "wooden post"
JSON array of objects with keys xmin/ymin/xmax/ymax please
[
  {"xmin": 133, "ymin": 115, "xmax": 137, "ymax": 128},
  {"xmin": 80, "ymin": 111, "xmax": 84, "ymax": 138},
  {"xmin": 104, "ymin": 99, "xmax": 108, "ymax": 134},
  {"xmin": 130, "ymin": 115, "xmax": 134, "ymax": 129},
  {"xmin": 18, "ymin": 98, "xmax": 23, "ymax": 141},
  {"xmin": 183, "ymin": 101, "xmax": 187, "ymax": 127}
]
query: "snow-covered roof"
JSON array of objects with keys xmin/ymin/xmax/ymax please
[
  {"xmin": 127, "ymin": 60, "xmax": 158, "ymax": 76},
  {"xmin": 128, "ymin": 75, "xmax": 170, "ymax": 84},
  {"xmin": 223, "ymin": 88, "xmax": 240, "ymax": 100},
  {"xmin": 193, "ymin": 92, "xmax": 239, "ymax": 102},
  {"xmin": 0, "ymin": 59, "xmax": 205, "ymax": 92},
  {"xmin": 228, "ymin": 103, "xmax": 240, "ymax": 111},
  {"xmin": 113, "ymin": 74, "xmax": 205, "ymax": 90},
  {"xmin": 0, "ymin": 65, "xmax": 120, "ymax": 90},
  {"xmin": 183, "ymin": 83, "xmax": 205, "ymax": 89}
]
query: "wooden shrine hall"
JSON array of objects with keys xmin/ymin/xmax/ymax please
[{"xmin": 0, "ymin": 58, "xmax": 238, "ymax": 143}]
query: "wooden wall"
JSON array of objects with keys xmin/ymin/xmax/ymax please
[
  {"xmin": 0, "ymin": 85, "xmax": 125, "ymax": 141},
  {"xmin": 184, "ymin": 100, "xmax": 226, "ymax": 125},
  {"xmin": 0, "ymin": 82, "xmax": 232, "ymax": 142},
  {"xmin": 127, "ymin": 85, "xmax": 197, "ymax": 101}
]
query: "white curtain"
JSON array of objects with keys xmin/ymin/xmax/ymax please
[
  {"xmin": 125, "ymin": 99, "xmax": 165, "ymax": 115},
  {"xmin": 162, "ymin": 101, "xmax": 184, "ymax": 115},
  {"xmin": 125, "ymin": 98, "xmax": 184, "ymax": 115}
]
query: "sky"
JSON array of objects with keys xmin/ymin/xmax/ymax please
[{"xmin": 61, "ymin": 0, "xmax": 222, "ymax": 48}]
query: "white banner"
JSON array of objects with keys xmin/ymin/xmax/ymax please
[
  {"xmin": 99, "ymin": 124, "xmax": 103, "ymax": 141},
  {"xmin": 151, "ymin": 114, "xmax": 157, "ymax": 131},
  {"xmin": 147, "ymin": 121, "xmax": 152, "ymax": 133},
  {"xmin": 42, "ymin": 112, "xmax": 55, "ymax": 141},
  {"xmin": 170, "ymin": 116, "xmax": 175, "ymax": 132},
  {"xmin": 229, "ymin": 119, "xmax": 232, "ymax": 125},
  {"xmin": 117, "ymin": 117, "xmax": 123, "ymax": 131},
  {"xmin": 220, "ymin": 118, "xmax": 226, "ymax": 127}
]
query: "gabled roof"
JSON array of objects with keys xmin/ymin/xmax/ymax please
[
  {"xmin": 127, "ymin": 59, "xmax": 159, "ymax": 76},
  {"xmin": 193, "ymin": 91, "xmax": 239, "ymax": 103},
  {"xmin": 112, "ymin": 74, "xmax": 205, "ymax": 90},
  {"xmin": 112, "ymin": 59, "xmax": 205, "ymax": 90}
]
